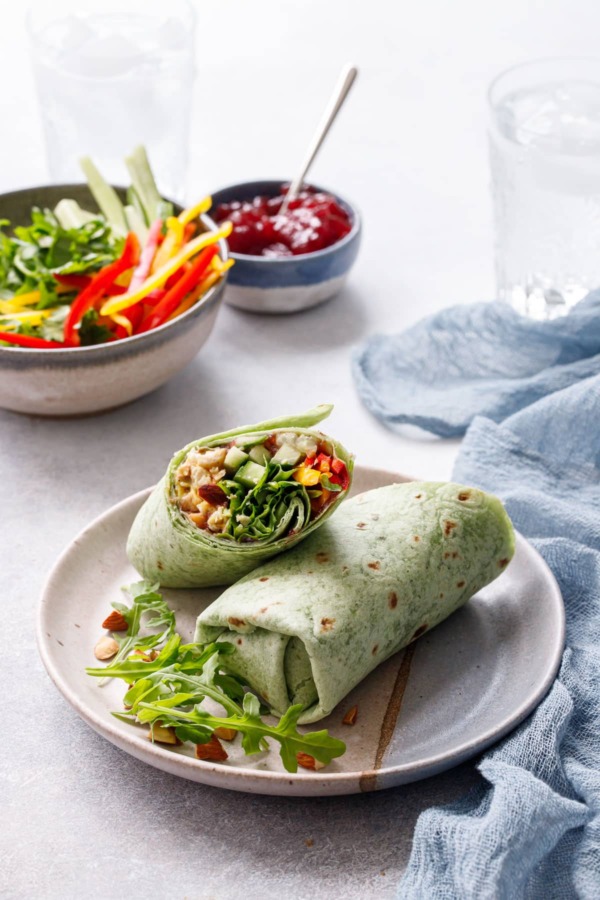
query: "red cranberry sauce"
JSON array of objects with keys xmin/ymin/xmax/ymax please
[{"xmin": 213, "ymin": 186, "xmax": 352, "ymax": 257}]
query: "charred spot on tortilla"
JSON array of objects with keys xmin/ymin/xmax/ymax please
[
  {"xmin": 367, "ymin": 561, "xmax": 381, "ymax": 570},
  {"xmin": 372, "ymin": 644, "xmax": 379, "ymax": 655},
  {"xmin": 456, "ymin": 580, "xmax": 466, "ymax": 588},
  {"xmin": 356, "ymin": 522, "xmax": 368, "ymax": 529},
  {"xmin": 413, "ymin": 535, "xmax": 420, "ymax": 542},
  {"xmin": 414, "ymin": 493, "xmax": 423, "ymax": 499},
  {"xmin": 237, "ymin": 638, "xmax": 243, "ymax": 645},
  {"xmin": 439, "ymin": 592, "xmax": 445, "ymax": 599},
  {"xmin": 458, "ymin": 492, "xmax": 471, "ymax": 501},
  {"xmin": 228, "ymin": 616, "xmax": 246, "ymax": 627},
  {"xmin": 388, "ymin": 592, "xmax": 398, "ymax": 609},
  {"xmin": 157, "ymin": 560, "xmax": 164, "ymax": 570},
  {"xmin": 320, "ymin": 617, "xmax": 335, "ymax": 632},
  {"xmin": 259, "ymin": 576, "xmax": 269, "ymax": 582},
  {"xmin": 412, "ymin": 624, "xmax": 428, "ymax": 640},
  {"xmin": 444, "ymin": 520, "xmax": 458, "ymax": 536},
  {"xmin": 316, "ymin": 552, "xmax": 329, "ymax": 563},
  {"xmin": 499, "ymin": 558, "xmax": 510, "ymax": 568}
]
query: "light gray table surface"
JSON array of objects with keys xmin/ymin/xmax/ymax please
[{"xmin": 3, "ymin": 1, "xmax": 599, "ymax": 897}]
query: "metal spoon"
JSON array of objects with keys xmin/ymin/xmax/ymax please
[{"xmin": 279, "ymin": 64, "xmax": 358, "ymax": 215}]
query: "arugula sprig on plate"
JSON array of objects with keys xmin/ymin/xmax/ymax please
[{"xmin": 86, "ymin": 581, "xmax": 346, "ymax": 773}]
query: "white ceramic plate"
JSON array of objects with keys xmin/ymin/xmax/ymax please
[{"xmin": 38, "ymin": 467, "xmax": 565, "ymax": 797}]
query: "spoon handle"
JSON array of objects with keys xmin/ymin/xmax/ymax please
[{"xmin": 281, "ymin": 64, "xmax": 358, "ymax": 213}]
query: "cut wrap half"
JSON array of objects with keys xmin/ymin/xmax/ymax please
[
  {"xmin": 195, "ymin": 481, "xmax": 515, "ymax": 724},
  {"xmin": 127, "ymin": 404, "xmax": 354, "ymax": 588}
]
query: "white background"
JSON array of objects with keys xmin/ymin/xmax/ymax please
[{"xmin": 2, "ymin": 2, "xmax": 598, "ymax": 897}]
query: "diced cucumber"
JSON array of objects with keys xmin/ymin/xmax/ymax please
[
  {"xmin": 235, "ymin": 460, "xmax": 266, "ymax": 488},
  {"xmin": 234, "ymin": 433, "xmax": 268, "ymax": 449},
  {"xmin": 249, "ymin": 444, "xmax": 272, "ymax": 466},
  {"xmin": 272, "ymin": 444, "xmax": 302, "ymax": 466},
  {"xmin": 54, "ymin": 199, "xmax": 98, "ymax": 230},
  {"xmin": 224, "ymin": 446, "xmax": 249, "ymax": 473}
]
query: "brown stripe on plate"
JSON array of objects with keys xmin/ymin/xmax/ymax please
[{"xmin": 359, "ymin": 644, "xmax": 416, "ymax": 792}]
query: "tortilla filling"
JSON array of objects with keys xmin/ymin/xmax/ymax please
[{"xmin": 172, "ymin": 431, "xmax": 349, "ymax": 542}]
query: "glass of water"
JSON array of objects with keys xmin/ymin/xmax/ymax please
[
  {"xmin": 27, "ymin": 0, "xmax": 195, "ymax": 202},
  {"xmin": 488, "ymin": 58, "xmax": 600, "ymax": 319}
]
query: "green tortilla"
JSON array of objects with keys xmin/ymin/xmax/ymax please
[
  {"xmin": 195, "ymin": 481, "xmax": 515, "ymax": 724},
  {"xmin": 127, "ymin": 405, "xmax": 354, "ymax": 588}
]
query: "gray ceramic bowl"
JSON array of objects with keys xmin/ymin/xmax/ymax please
[
  {"xmin": 211, "ymin": 179, "xmax": 361, "ymax": 314},
  {"xmin": 0, "ymin": 184, "xmax": 228, "ymax": 416}
]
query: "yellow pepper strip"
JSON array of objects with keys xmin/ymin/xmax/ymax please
[
  {"xmin": 109, "ymin": 312, "xmax": 133, "ymax": 336},
  {"xmin": 293, "ymin": 466, "xmax": 322, "ymax": 487},
  {"xmin": 151, "ymin": 216, "xmax": 186, "ymax": 274},
  {"xmin": 0, "ymin": 290, "xmax": 42, "ymax": 311},
  {"xmin": 0, "ymin": 309, "xmax": 51, "ymax": 327},
  {"xmin": 100, "ymin": 222, "xmax": 233, "ymax": 317},
  {"xmin": 114, "ymin": 269, "xmax": 134, "ymax": 288},
  {"xmin": 211, "ymin": 257, "xmax": 235, "ymax": 275},
  {"xmin": 178, "ymin": 196, "xmax": 212, "ymax": 226}
]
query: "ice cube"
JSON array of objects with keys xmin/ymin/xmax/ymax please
[
  {"xmin": 66, "ymin": 33, "xmax": 147, "ymax": 78},
  {"xmin": 153, "ymin": 16, "xmax": 190, "ymax": 52}
]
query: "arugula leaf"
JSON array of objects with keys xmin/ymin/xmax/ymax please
[
  {"xmin": 0, "ymin": 208, "xmax": 122, "ymax": 339},
  {"xmin": 219, "ymin": 461, "xmax": 311, "ymax": 544},
  {"xmin": 85, "ymin": 580, "xmax": 177, "ymax": 681},
  {"xmin": 136, "ymin": 691, "xmax": 346, "ymax": 773},
  {"xmin": 87, "ymin": 582, "xmax": 347, "ymax": 774},
  {"xmin": 320, "ymin": 474, "xmax": 343, "ymax": 493},
  {"xmin": 78, "ymin": 310, "xmax": 112, "ymax": 346}
]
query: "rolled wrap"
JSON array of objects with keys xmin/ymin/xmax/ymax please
[
  {"xmin": 127, "ymin": 405, "xmax": 354, "ymax": 588},
  {"xmin": 195, "ymin": 481, "xmax": 515, "ymax": 724}
]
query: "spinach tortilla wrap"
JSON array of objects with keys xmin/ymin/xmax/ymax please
[
  {"xmin": 127, "ymin": 405, "xmax": 354, "ymax": 588},
  {"xmin": 195, "ymin": 481, "xmax": 515, "ymax": 724}
]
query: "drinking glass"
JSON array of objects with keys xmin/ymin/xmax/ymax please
[
  {"xmin": 27, "ymin": 0, "xmax": 195, "ymax": 202},
  {"xmin": 488, "ymin": 59, "xmax": 600, "ymax": 319}
]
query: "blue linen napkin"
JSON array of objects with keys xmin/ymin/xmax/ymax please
[
  {"xmin": 356, "ymin": 301, "xmax": 600, "ymax": 897},
  {"xmin": 352, "ymin": 292, "xmax": 600, "ymax": 437}
]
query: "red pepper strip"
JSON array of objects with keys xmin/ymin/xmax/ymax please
[
  {"xmin": 330, "ymin": 459, "xmax": 349, "ymax": 490},
  {"xmin": 0, "ymin": 331, "xmax": 63, "ymax": 349},
  {"xmin": 164, "ymin": 262, "xmax": 191, "ymax": 291},
  {"xmin": 63, "ymin": 233, "xmax": 140, "ymax": 346},
  {"xmin": 54, "ymin": 273, "xmax": 93, "ymax": 291},
  {"xmin": 137, "ymin": 246, "xmax": 218, "ymax": 333},
  {"xmin": 183, "ymin": 222, "xmax": 196, "ymax": 242},
  {"xmin": 144, "ymin": 288, "xmax": 167, "ymax": 305},
  {"xmin": 114, "ymin": 302, "xmax": 144, "ymax": 339}
]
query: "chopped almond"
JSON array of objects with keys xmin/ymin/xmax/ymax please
[
  {"xmin": 101, "ymin": 610, "xmax": 128, "ymax": 632},
  {"xmin": 94, "ymin": 636, "xmax": 119, "ymax": 660},
  {"xmin": 195, "ymin": 734, "xmax": 228, "ymax": 762},
  {"xmin": 213, "ymin": 727, "xmax": 237, "ymax": 742},
  {"xmin": 149, "ymin": 723, "xmax": 181, "ymax": 745},
  {"xmin": 342, "ymin": 705, "xmax": 358, "ymax": 726},
  {"xmin": 197, "ymin": 483, "xmax": 227, "ymax": 505},
  {"xmin": 296, "ymin": 753, "xmax": 326, "ymax": 771}
]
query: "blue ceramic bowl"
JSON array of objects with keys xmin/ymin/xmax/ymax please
[{"xmin": 211, "ymin": 179, "xmax": 361, "ymax": 314}]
